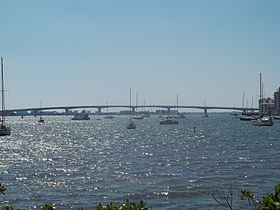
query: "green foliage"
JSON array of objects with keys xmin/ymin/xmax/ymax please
[
  {"xmin": 241, "ymin": 188, "xmax": 258, "ymax": 208},
  {"xmin": 83, "ymin": 200, "xmax": 148, "ymax": 210},
  {"xmin": 1, "ymin": 206, "xmax": 20, "ymax": 210},
  {"xmin": 241, "ymin": 183, "xmax": 280, "ymax": 210},
  {"xmin": 42, "ymin": 203, "xmax": 55, "ymax": 210},
  {"xmin": 257, "ymin": 183, "xmax": 280, "ymax": 210},
  {"xmin": 2, "ymin": 180, "xmax": 278, "ymax": 210},
  {"xmin": 0, "ymin": 184, "xmax": 6, "ymax": 195}
]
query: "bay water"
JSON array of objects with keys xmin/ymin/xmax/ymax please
[{"xmin": 1, "ymin": 114, "xmax": 279, "ymax": 209}]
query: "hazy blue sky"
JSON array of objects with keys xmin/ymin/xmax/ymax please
[{"xmin": 1, "ymin": 0, "xmax": 280, "ymax": 111}]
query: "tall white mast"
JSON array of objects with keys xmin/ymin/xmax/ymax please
[
  {"xmin": 260, "ymin": 73, "xmax": 262, "ymax": 100},
  {"xmin": 1, "ymin": 57, "xmax": 5, "ymax": 126}
]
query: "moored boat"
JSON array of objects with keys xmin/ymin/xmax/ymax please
[
  {"xmin": 104, "ymin": 115, "xmax": 115, "ymax": 119},
  {"xmin": 240, "ymin": 115, "xmax": 257, "ymax": 121},
  {"xmin": 127, "ymin": 119, "xmax": 136, "ymax": 129},
  {"xmin": 71, "ymin": 113, "xmax": 90, "ymax": 120},
  {"xmin": 160, "ymin": 117, "xmax": 178, "ymax": 125},
  {"xmin": 0, "ymin": 57, "xmax": 11, "ymax": 136},
  {"xmin": 127, "ymin": 87, "xmax": 136, "ymax": 129},
  {"xmin": 133, "ymin": 115, "xmax": 144, "ymax": 120},
  {"xmin": 38, "ymin": 117, "xmax": 45, "ymax": 123},
  {"xmin": 252, "ymin": 116, "xmax": 273, "ymax": 126}
]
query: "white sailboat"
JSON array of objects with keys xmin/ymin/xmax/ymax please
[
  {"xmin": 104, "ymin": 101, "xmax": 115, "ymax": 119},
  {"xmin": 133, "ymin": 92, "xmax": 144, "ymax": 120},
  {"xmin": 127, "ymin": 87, "xmax": 136, "ymax": 129},
  {"xmin": 159, "ymin": 94, "xmax": 179, "ymax": 125},
  {"xmin": 0, "ymin": 57, "xmax": 11, "ymax": 136},
  {"xmin": 175, "ymin": 93, "xmax": 186, "ymax": 118},
  {"xmin": 38, "ymin": 101, "xmax": 45, "ymax": 123}
]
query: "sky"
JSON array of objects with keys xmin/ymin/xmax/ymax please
[{"xmin": 1, "ymin": 0, "xmax": 280, "ymax": 111}]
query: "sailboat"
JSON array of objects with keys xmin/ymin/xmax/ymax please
[
  {"xmin": 127, "ymin": 87, "xmax": 136, "ymax": 129},
  {"xmin": 104, "ymin": 101, "xmax": 115, "ymax": 119},
  {"xmin": 0, "ymin": 57, "xmax": 11, "ymax": 136},
  {"xmin": 159, "ymin": 94, "xmax": 179, "ymax": 125},
  {"xmin": 175, "ymin": 93, "xmax": 186, "ymax": 118},
  {"xmin": 38, "ymin": 101, "xmax": 45, "ymax": 123},
  {"xmin": 38, "ymin": 115, "xmax": 45, "ymax": 123},
  {"xmin": 133, "ymin": 92, "xmax": 144, "ymax": 120}
]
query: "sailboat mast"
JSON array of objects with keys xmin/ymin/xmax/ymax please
[
  {"xmin": 260, "ymin": 73, "xmax": 262, "ymax": 100},
  {"xmin": 129, "ymin": 87, "xmax": 132, "ymax": 115},
  {"xmin": 1, "ymin": 57, "xmax": 4, "ymax": 126},
  {"xmin": 135, "ymin": 92, "xmax": 138, "ymax": 113},
  {"xmin": 176, "ymin": 93, "xmax": 179, "ymax": 113}
]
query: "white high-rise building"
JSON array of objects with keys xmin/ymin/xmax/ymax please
[{"xmin": 274, "ymin": 87, "xmax": 280, "ymax": 115}]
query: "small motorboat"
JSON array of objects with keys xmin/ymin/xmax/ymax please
[
  {"xmin": 38, "ymin": 117, "xmax": 45, "ymax": 123},
  {"xmin": 133, "ymin": 115, "xmax": 144, "ymax": 120},
  {"xmin": 252, "ymin": 116, "xmax": 273, "ymax": 126},
  {"xmin": 71, "ymin": 113, "xmax": 90, "ymax": 120},
  {"xmin": 127, "ymin": 119, "xmax": 136, "ymax": 129},
  {"xmin": 160, "ymin": 117, "xmax": 178, "ymax": 125},
  {"xmin": 240, "ymin": 115, "xmax": 257, "ymax": 121}
]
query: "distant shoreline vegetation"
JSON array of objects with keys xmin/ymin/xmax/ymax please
[{"xmin": 1, "ymin": 183, "xmax": 280, "ymax": 209}]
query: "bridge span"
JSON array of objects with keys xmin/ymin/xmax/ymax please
[{"xmin": 5, "ymin": 104, "xmax": 258, "ymax": 116}]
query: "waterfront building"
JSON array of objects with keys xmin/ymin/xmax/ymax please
[
  {"xmin": 274, "ymin": 87, "xmax": 280, "ymax": 115},
  {"xmin": 259, "ymin": 97, "xmax": 274, "ymax": 115}
]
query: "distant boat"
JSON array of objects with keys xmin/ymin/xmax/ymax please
[
  {"xmin": 142, "ymin": 113, "xmax": 151, "ymax": 118},
  {"xmin": 0, "ymin": 57, "xmax": 11, "ymax": 136},
  {"xmin": 273, "ymin": 116, "xmax": 280, "ymax": 120},
  {"xmin": 127, "ymin": 87, "xmax": 136, "ymax": 129},
  {"xmin": 133, "ymin": 115, "xmax": 144, "ymax": 120},
  {"xmin": 252, "ymin": 116, "xmax": 273, "ymax": 126},
  {"xmin": 127, "ymin": 118, "xmax": 137, "ymax": 129},
  {"xmin": 160, "ymin": 117, "xmax": 179, "ymax": 125},
  {"xmin": 174, "ymin": 113, "xmax": 186, "ymax": 119},
  {"xmin": 71, "ymin": 112, "xmax": 90, "ymax": 120},
  {"xmin": 38, "ymin": 102, "xmax": 45, "ymax": 123},
  {"xmin": 132, "ymin": 91, "xmax": 144, "ymax": 120},
  {"xmin": 240, "ymin": 115, "xmax": 257, "ymax": 121},
  {"xmin": 104, "ymin": 115, "xmax": 115, "ymax": 119},
  {"xmin": 104, "ymin": 102, "xmax": 115, "ymax": 119},
  {"xmin": 38, "ymin": 117, "xmax": 45, "ymax": 123},
  {"xmin": 159, "ymin": 94, "xmax": 179, "ymax": 125},
  {"xmin": 175, "ymin": 94, "xmax": 185, "ymax": 118}
]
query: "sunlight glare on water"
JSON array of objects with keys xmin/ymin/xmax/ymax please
[{"xmin": 1, "ymin": 115, "xmax": 279, "ymax": 209}]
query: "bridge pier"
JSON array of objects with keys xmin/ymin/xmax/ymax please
[
  {"xmin": 203, "ymin": 108, "xmax": 208, "ymax": 117},
  {"xmin": 65, "ymin": 109, "xmax": 69, "ymax": 115},
  {"xmin": 97, "ymin": 107, "xmax": 102, "ymax": 115}
]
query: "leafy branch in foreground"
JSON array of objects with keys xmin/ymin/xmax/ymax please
[
  {"xmin": 211, "ymin": 182, "xmax": 233, "ymax": 210},
  {"xmin": 241, "ymin": 183, "xmax": 280, "ymax": 210},
  {"xmin": 212, "ymin": 183, "xmax": 280, "ymax": 210},
  {"xmin": 0, "ymin": 184, "xmax": 6, "ymax": 195}
]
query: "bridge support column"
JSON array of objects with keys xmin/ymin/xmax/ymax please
[
  {"xmin": 203, "ymin": 108, "xmax": 208, "ymax": 117},
  {"xmin": 97, "ymin": 107, "xmax": 102, "ymax": 115},
  {"xmin": 65, "ymin": 109, "xmax": 69, "ymax": 115},
  {"xmin": 132, "ymin": 107, "xmax": 135, "ymax": 114}
]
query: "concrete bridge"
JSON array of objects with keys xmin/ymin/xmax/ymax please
[{"xmin": 4, "ymin": 104, "xmax": 259, "ymax": 117}]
